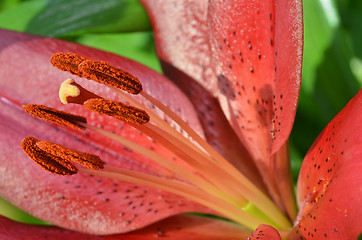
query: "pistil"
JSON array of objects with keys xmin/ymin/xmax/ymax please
[
  {"xmin": 59, "ymin": 80, "xmax": 250, "ymax": 207},
  {"xmin": 59, "ymin": 79, "xmax": 100, "ymax": 105}
]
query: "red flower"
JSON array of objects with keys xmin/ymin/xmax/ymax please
[{"xmin": 0, "ymin": 1, "xmax": 360, "ymax": 239}]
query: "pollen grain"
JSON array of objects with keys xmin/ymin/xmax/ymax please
[
  {"xmin": 84, "ymin": 98, "xmax": 149, "ymax": 125},
  {"xmin": 21, "ymin": 136, "xmax": 78, "ymax": 175},
  {"xmin": 50, "ymin": 53, "xmax": 87, "ymax": 77},
  {"xmin": 22, "ymin": 104, "xmax": 87, "ymax": 130},
  {"xmin": 78, "ymin": 60, "xmax": 142, "ymax": 94},
  {"xmin": 36, "ymin": 141, "xmax": 105, "ymax": 170}
]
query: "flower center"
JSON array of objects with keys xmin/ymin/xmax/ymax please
[{"xmin": 20, "ymin": 53, "xmax": 292, "ymax": 231}]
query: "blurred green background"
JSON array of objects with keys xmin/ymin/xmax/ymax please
[{"xmin": 0, "ymin": 0, "xmax": 360, "ymax": 226}]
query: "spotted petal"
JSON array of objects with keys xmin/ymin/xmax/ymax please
[
  {"xmin": 0, "ymin": 215, "xmax": 250, "ymax": 239},
  {"xmin": 289, "ymin": 90, "xmax": 362, "ymax": 239},
  {"xmin": 208, "ymin": 0, "xmax": 303, "ymax": 159},
  {"xmin": 247, "ymin": 224, "xmax": 281, "ymax": 240},
  {"xmin": 0, "ymin": 29, "xmax": 210, "ymax": 234}
]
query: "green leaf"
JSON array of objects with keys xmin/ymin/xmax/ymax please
[
  {"xmin": 0, "ymin": 0, "xmax": 44, "ymax": 31},
  {"xmin": 337, "ymin": 0, "xmax": 362, "ymax": 59},
  {"xmin": 291, "ymin": 0, "xmax": 360, "ymax": 158},
  {"xmin": 0, "ymin": 0, "xmax": 24, "ymax": 11},
  {"xmin": 0, "ymin": 197, "xmax": 49, "ymax": 225},
  {"xmin": 336, "ymin": 0, "xmax": 362, "ymax": 86},
  {"xmin": 289, "ymin": 142, "xmax": 303, "ymax": 182},
  {"xmin": 0, "ymin": 0, "xmax": 151, "ymax": 37},
  {"xmin": 290, "ymin": 0, "xmax": 339, "ymax": 157},
  {"xmin": 302, "ymin": 0, "xmax": 339, "ymax": 94}
]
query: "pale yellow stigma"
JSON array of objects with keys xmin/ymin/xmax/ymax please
[
  {"xmin": 59, "ymin": 79, "xmax": 80, "ymax": 104},
  {"xmin": 59, "ymin": 79, "xmax": 100, "ymax": 105}
]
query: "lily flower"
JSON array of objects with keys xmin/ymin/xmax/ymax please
[{"xmin": 0, "ymin": 1, "xmax": 360, "ymax": 239}]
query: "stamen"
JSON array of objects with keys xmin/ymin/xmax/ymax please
[
  {"xmin": 78, "ymin": 60, "xmax": 142, "ymax": 94},
  {"xmin": 22, "ymin": 104, "xmax": 87, "ymax": 130},
  {"xmin": 59, "ymin": 79, "xmax": 101, "ymax": 105},
  {"xmin": 21, "ymin": 52, "xmax": 294, "ymax": 230},
  {"xmin": 83, "ymin": 98, "xmax": 149, "ymax": 125},
  {"xmin": 21, "ymin": 136, "xmax": 78, "ymax": 175},
  {"xmin": 50, "ymin": 53, "xmax": 87, "ymax": 77},
  {"xmin": 36, "ymin": 141, "xmax": 104, "ymax": 170}
]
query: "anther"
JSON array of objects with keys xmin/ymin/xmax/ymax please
[
  {"xmin": 84, "ymin": 98, "xmax": 149, "ymax": 125},
  {"xmin": 22, "ymin": 104, "xmax": 87, "ymax": 130},
  {"xmin": 59, "ymin": 79, "xmax": 101, "ymax": 105},
  {"xmin": 50, "ymin": 53, "xmax": 87, "ymax": 77},
  {"xmin": 36, "ymin": 141, "xmax": 104, "ymax": 170},
  {"xmin": 21, "ymin": 136, "xmax": 78, "ymax": 175},
  {"xmin": 78, "ymin": 60, "xmax": 142, "ymax": 94}
]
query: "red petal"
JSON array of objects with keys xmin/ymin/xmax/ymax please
[
  {"xmin": 208, "ymin": 0, "xmax": 302, "ymax": 206},
  {"xmin": 208, "ymin": 0, "xmax": 303, "ymax": 158},
  {"xmin": 0, "ymin": 214, "xmax": 249, "ymax": 239},
  {"xmin": 247, "ymin": 224, "xmax": 281, "ymax": 240},
  {"xmin": 140, "ymin": 0, "xmax": 267, "ymax": 193},
  {"xmin": 272, "ymin": 142, "xmax": 297, "ymax": 220},
  {"xmin": 291, "ymin": 90, "xmax": 362, "ymax": 239},
  {"xmin": 140, "ymin": 0, "xmax": 217, "ymax": 94},
  {"xmin": 0, "ymin": 29, "xmax": 210, "ymax": 234}
]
